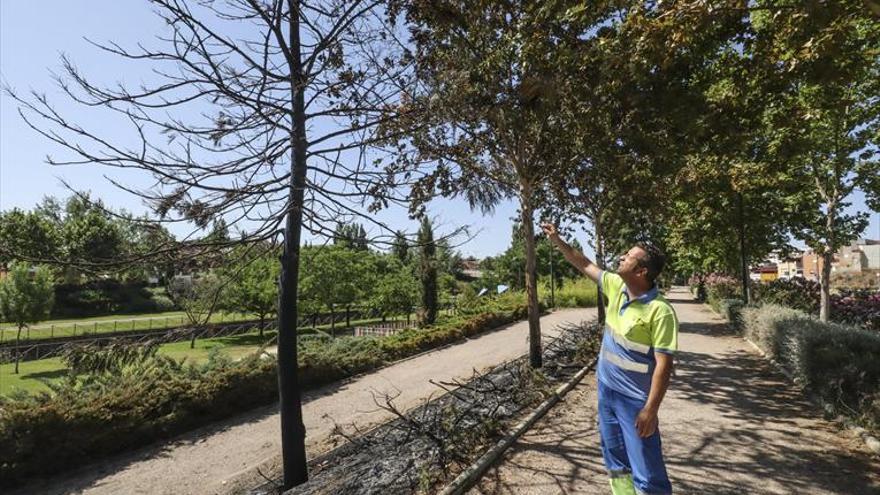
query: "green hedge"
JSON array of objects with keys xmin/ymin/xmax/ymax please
[
  {"xmin": 709, "ymin": 298, "xmax": 745, "ymax": 329},
  {"xmin": 739, "ymin": 304, "xmax": 880, "ymax": 433},
  {"xmin": 0, "ymin": 304, "xmax": 529, "ymax": 487}
]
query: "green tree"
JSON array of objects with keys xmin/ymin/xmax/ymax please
[
  {"xmin": 371, "ymin": 263, "xmax": 419, "ymax": 322},
  {"xmin": 0, "ymin": 262, "xmax": 54, "ymax": 374},
  {"xmin": 299, "ymin": 245, "xmax": 374, "ymax": 317},
  {"xmin": 333, "ymin": 222, "xmax": 369, "ymax": 251},
  {"xmin": 391, "ymin": 230, "xmax": 409, "ymax": 263},
  {"xmin": 750, "ymin": 1, "xmax": 879, "ymax": 321},
  {"xmin": 0, "ymin": 208, "xmax": 60, "ymax": 266},
  {"xmin": 220, "ymin": 248, "xmax": 280, "ymax": 337},
  {"xmin": 387, "ymin": 1, "xmax": 596, "ymax": 367},
  {"xmin": 167, "ymin": 273, "xmax": 224, "ymax": 349},
  {"xmin": 59, "ymin": 195, "xmax": 125, "ymax": 282},
  {"xmin": 417, "ymin": 217, "xmax": 438, "ymax": 325}
]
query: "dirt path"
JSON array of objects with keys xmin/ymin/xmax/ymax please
[
  {"xmin": 472, "ymin": 287, "xmax": 880, "ymax": 494},
  {"xmin": 15, "ymin": 308, "xmax": 595, "ymax": 495}
]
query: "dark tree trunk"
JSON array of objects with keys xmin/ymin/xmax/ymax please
[
  {"xmin": 521, "ymin": 195, "xmax": 542, "ymax": 368},
  {"xmin": 14, "ymin": 325, "xmax": 22, "ymax": 374},
  {"xmin": 820, "ymin": 250, "xmax": 833, "ymax": 322},
  {"xmin": 277, "ymin": 1, "xmax": 308, "ymax": 487},
  {"xmin": 737, "ymin": 192, "xmax": 750, "ymax": 304}
]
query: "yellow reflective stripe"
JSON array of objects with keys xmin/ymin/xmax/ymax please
[
  {"xmin": 602, "ymin": 350, "xmax": 649, "ymax": 373},
  {"xmin": 610, "ymin": 329, "xmax": 651, "ymax": 354}
]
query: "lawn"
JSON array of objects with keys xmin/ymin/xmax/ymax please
[
  {"xmin": 0, "ymin": 312, "xmax": 448, "ymax": 396},
  {"xmin": 0, "ymin": 332, "xmax": 272, "ymax": 396}
]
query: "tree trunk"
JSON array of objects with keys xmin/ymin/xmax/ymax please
[
  {"xmin": 520, "ymin": 193, "xmax": 542, "ymax": 368},
  {"xmin": 549, "ymin": 249, "xmax": 555, "ymax": 308},
  {"xmin": 14, "ymin": 325, "xmax": 22, "ymax": 374},
  {"xmin": 259, "ymin": 315, "xmax": 265, "ymax": 338},
  {"xmin": 330, "ymin": 303, "xmax": 335, "ymax": 336},
  {"xmin": 736, "ymin": 192, "xmax": 750, "ymax": 304},
  {"xmin": 277, "ymin": 1, "xmax": 309, "ymax": 487},
  {"xmin": 595, "ymin": 219, "xmax": 606, "ymax": 325},
  {"xmin": 819, "ymin": 250, "xmax": 833, "ymax": 322}
]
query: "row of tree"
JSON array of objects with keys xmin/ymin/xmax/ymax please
[
  {"xmin": 0, "ymin": 194, "xmax": 230, "ymax": 284},
  {"xmin": 4, "ymin": 1, "xmax": 877, "ymax": 487}
]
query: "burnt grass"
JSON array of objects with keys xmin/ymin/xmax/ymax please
[{"xmin": 248, "ymin": 319, "xmax": 601, "ymax": 495}]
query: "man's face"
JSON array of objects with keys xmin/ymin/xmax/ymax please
[{"xmin": 618, "ymin": 246, "xmax": 648, "ymax": 278}]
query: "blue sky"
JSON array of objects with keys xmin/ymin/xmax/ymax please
[{"xmin": 1, "ymin": 1, "xmax": 877, "ymax": 260}]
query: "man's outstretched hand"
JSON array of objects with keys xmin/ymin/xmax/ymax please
[{"xmin": 540, "ymin": 222, "xmax": 559, "ymax": 239}]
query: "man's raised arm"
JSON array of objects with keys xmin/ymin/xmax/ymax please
[{"xmin": 540, "ymin": 223, "xmax": 602, "ymax": 284}]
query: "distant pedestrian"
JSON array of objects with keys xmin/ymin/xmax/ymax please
[{"xmin": 542, "ymin": 223, "xmax": 678, "ymax": 495}]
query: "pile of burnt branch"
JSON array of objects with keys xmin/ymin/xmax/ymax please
[{"xmin": 250, "ymin": 318, "xmax": 601, "ymax": 495}]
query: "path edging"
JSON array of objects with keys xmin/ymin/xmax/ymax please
[
  {"xmin": 708, "ymin": 303, "xmax": 880, "ymax": 457},
  {"xmin": 438, "ymin": 357, "xmax": 599, "ymax": 495}
]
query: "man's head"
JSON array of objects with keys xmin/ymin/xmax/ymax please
[{"xmin": 617, "ymin": 242, "xmax": 666, "ymax": 287}]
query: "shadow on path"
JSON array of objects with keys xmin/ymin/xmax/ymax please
[{"xmin": 472, "ymin": 292, "xmax": 880, "ymax": 495}]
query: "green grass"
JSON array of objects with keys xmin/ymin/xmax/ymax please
[
  {"xmin": 0, "ymin": 358, "xmax": 67, "ymax": 395},
  {"xmin": 0, "ymin": 332, "xmax": 272, "ymax": 396}
]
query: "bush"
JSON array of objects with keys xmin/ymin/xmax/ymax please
[
  {"xmin": 694, "ymin": 273, "xmax": 879, "ymax": 332},
  {"xmin": 740, "ymin": 304, "xmax": 880, "ymax": 433},
  {"xmin": 711, "ymin": 298, "xmax": 745, "ymax": 329},
  {"xmin": 704, "ymin": 273, "xmax": 741, "ymax": 304},
  {"xmin": 0, "ymin": 350, "xmax": 278, "ymax": 487},
  {"xmin": 540, "ymin": 277, "xmax": 598, "ymax": 308},
  {"xmin": 751, "ymin": 278, "xmax": 819, "ymax": 314},
  {"xmin": 52, "ymin": 280, "xmax": 177, "ymax": 318},
  {"xmin": 832, "ymin": 289, "xmax": 880, "ymax": 332},
  {"xmin": 0, "ymin": 302, "xmax": 531, "ymax": 487}
]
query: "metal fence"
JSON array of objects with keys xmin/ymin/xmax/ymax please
[
  {"xmin": 0, "ymin": 319, "xmax": 275, "ymax": 364},
  {"xmin": 354, "ymin": 320, "xmax": 418, "ymax": 337},
  {"xmin": 0, "ymin": 303, "xmax": 456, "ymax": 365}
]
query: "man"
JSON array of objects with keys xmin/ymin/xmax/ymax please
[{"xmin": 541, "ymin": 223, "xmax": 678, "ymax": 495}]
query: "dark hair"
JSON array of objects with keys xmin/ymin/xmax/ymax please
[{"xmin": 634, "ymin": 242, "xmax": 666, "ymax": 283}]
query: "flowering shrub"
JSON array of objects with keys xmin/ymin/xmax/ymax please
[
  {"xmin": 703, "ymin": 273, "xmax": 741, "ymax": 303},
  {"xmin": 832, "ymin": 290, "xmax": 880, "ymax": 332},
  {"xmin": 692, "ymin": 272, "xmax": 879, "ymax": 332},
  {"xmin": 751, "ymin": 278, "xmax": 820, "ymax": 314}
]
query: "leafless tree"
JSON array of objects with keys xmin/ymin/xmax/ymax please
[{"xmin": 6, "ymin": 0, "xmax": 419, "ymax": 488}]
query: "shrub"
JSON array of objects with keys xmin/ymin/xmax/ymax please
[
  {"xmin": 831, "ymin": 289, "xmax": 880, "ymax": 332},
  {"xmin": 711, "ymin": 298, "xmax": 745, "ymax": 329},
  {"xmin": 751, "ymin": 278, "xmax": 819, "ymax": 314},
  {"xmin": 52, "ymin": 280, "xmax": 177, "ymax": 318},
  {"xmin": 740, "ymin": 304, "xmax": 880, "ymax": 433},
  {"xmin": 0, "ymin": 351, "xmax": 278, "ymax": 486}
]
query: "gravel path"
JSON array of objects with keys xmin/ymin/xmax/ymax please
[
  {"xmin": 14, "ymin": 308, "xmax": 595, "ymax": 495},
  {"xmin": 471, "ymin": 287, "xmax": 880, "ymax": 494}
]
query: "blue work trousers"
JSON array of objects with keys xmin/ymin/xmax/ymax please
[{"xmin": 598, "ymin": 380, "xmax": 672, "ymax": 494}]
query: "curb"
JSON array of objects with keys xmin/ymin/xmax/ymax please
[
  {"xmin": 706, "ymin": 303, "xmax": 880, "ymax": 458},
  {"xmin": 438, "ymin": 357, "xmax": 599, "ymax": 495}
]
